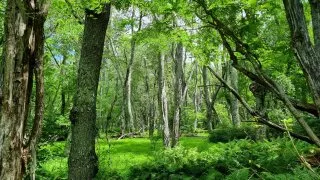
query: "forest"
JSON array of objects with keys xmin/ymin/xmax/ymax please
[{"xmin": 1, "ymin": 0, "xmax": 320, "ymax": 179}]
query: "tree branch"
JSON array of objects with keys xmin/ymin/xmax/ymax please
[{"xmin": 207, "ymin": 66, "xmax": 314, "ymax": 144}]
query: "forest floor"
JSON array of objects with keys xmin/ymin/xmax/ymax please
[
  {"xmin": 37, "ymin": 135, "xmax": 210, "ymax": 179},
  {"xmin": 37, "ymin": 134, "xmax": 320, "ymax": 179}
]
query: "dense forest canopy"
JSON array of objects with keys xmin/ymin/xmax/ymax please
[{"xmin": 0, "ymin": 0, "xmax": 320, "ymax": 179}]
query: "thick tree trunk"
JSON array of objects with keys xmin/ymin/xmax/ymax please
[
  {"xmin": 27, "ymin": 11, "xmax": 46, "ymax": 180},
  {"xmin": 309, "ymin": 0, "xmax": 320, "ymax": 52},
  {"xmin": 283, "ymin": 0, "xmax": 320, "ymax": 114},
  {"xmin": 0, "ymin": 1, "xmax": 48, "ymax": 179},
  {"xmin": 202, "ymin": 66, "xmax": 213, "ymax": 132},
  {"xmin": 158, "ymin": 53, "xmax": 171, "ymax": 147},
  {"xmin": 172, "ymin": 43, "xmax": 184, "ymax": 147},
  {"xmin": 68, "ymin": 4, "xmax": 111, "ymax": 179}
]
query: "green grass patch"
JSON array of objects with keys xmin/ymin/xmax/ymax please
[{"xmin": 37, "ymin": 136, "xmax": 319, "ymax": 179}]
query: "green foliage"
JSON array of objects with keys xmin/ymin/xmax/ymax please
[
  {"xmin": 37, "ymin": 142, "xmax": 68, "ymax": 179},
  {"xmin": 209, "ymin": 125, "xmax": 260, "ymax": 143},
  {"xmin": 225, "ymin": 168, "xmax": 250, "ymax": 180},
  {"xmin": 128, "ymin": 138, "xmax": 317, "ymax": 179},
  {"xmin": 181, "ymin": 106, "xmax": 206, "ymax": 133},
  {"xmin": 41, "ymin": 114, "xmax": 70, "ymax": 142},
  {"xmin": 37, "ymin": 136, "xmax": 318, "ymax": 179}
]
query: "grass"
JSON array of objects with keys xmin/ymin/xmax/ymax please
[
  {"xmin": 37, "ymin": 135, "xmax": 211, "ymax": 179},
  {"xmin": 37, "ymin": 134, "xmax": 319, "ymax": 179}
]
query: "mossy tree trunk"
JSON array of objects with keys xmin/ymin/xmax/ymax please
[{"xmin": 68, "ymin": 4, "xmax": 111, "ymax": 179}]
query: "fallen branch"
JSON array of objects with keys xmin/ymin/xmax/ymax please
[{"xmin": 117, "ymin": 128, "xmax": 143, "ymax": 140}]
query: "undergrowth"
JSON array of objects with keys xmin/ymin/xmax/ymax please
[{"xmin": 37, "ymin": 136, "xmax": 319, "ymax": 179}]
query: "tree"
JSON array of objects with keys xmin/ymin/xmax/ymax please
[
  {"xmin": 68, "ymin": 4, "xmax": 111, "ymax": 179},
  {"xmin": 194, "ymin": 0, "xmax": 320, "ymax": 146},
  {"xmin": 0, "ymin": 0, "xmax": 48, "ymax": 179},
  {"xmin": 158, "ymin": 53, "xmax": 171, "ymax": 147},
  {"xmin": 283, "ymin": 0, "xmax": 320, "ymax": 114},
  {"xmin": 172, "ymin": 43, "xmax": 185, "ymax": 147},
  {"xmin": 202, "ymin": 66, "xmax": 213, "ymax": 131},
  {"xmin": 122, "ymin": 8, "xmax": 142, "ymax": 135},
  {"xmin": 227, "ymin": 65, "xmax": 240, "ymax": 127}
]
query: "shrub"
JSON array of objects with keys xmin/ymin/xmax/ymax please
[
  {"xmin": 209, "ymin": 126, "xmax": 259, "ymax": 143},
  {"xmin": 128, "ymin": 138, "xmax": 316, "ymax": 179}
]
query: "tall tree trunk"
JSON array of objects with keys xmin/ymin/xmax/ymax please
[
  {"xmin": 68, "ymin": 4, "xmax": 111, "ymax": 179},
  {"xmin": 229, "ymin": 66, "xmax": 240, "ymax": 127},
  {"xmin": 149, "ymin": 93, "xmax": 156, "ymax": 137},
  {"xmin": 283, "ymin": 0, "xmax": 320, "ymax": 114},
  {"xmin": 143, "ymin": 58, "xmax": 152, "ymax": 137},
  {"xmin": 0, "ymin": 1, "xmax": 48, "ymax": 179},
  {"xmin": 172, "ymin": 43, "xmax": 184, "ymax": 147},
  {"xmin": 193, "ymin": 62, "xmax": 199, "ymax": 132},
  {"xmin": 123, "ymin": 10, "xmax": 142, "ymax": 134},
  {"xmin": 202, "ymin": 66, "xmax": 213, "ymax": 132},
  {"xmin": 61, "ymin": 55, "xmax": 67, "ymax": 115},
  {"xmin": 158, "ymin": 53, "xmax": 170, "ymax": 147}
]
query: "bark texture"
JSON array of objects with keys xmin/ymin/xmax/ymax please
[
  {"xmin": 122, "ymin": 10, "xmax": 142, "ymax": 134},
  {"xmin": 0, "ymin": 0, "xmax": 48, "ymax": 179},
  {"xmin": 158, "ymin": 53, "xmax": 170, "ymax": 148},
  {"xmin": 172, "ymin": 43, "xmax": 184, "ymax": 147},
  {"xmin": 60, "ymin": 55, "xmax": 67, "ymax": 115},
  {"xmin": 228, "ymin": 66, "xmax": 240, "ymax": 127},
  {"xmin": 68, "ymin": 4, "xmax": 111, "ymax": 179},
  {"xmin": 202, "ymin": 66, "xmax": 213, "ymax": 131},
  {"xmin": 283, "ymin": 0, "xmax": 320, "ymax": 114}
]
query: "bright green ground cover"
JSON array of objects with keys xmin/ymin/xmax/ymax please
[{"xmin": 37, "ymin": 136, "xmax": 320, "ymax": 179}]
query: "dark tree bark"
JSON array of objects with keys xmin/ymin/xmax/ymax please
[
  {"xmin": 283, "ymin": 0, "xmax": 320, "ymax": 114},
  {"xmin": 202, "ymin": 66, "xmax": 213, "ymax": 131},
  {"xmin": 68, "ymin": 4, "xmax": 111, "ymax": 179},
  {"xmin": 172, "ymin": 43, "xmax": 184, "ymax": 147},
  {"xmin": 0, "ymin": 0, "xmax": 48, "ymax": 179},
  {"xmin": 250, "ymin": 82, "xmax": 267, "ymax": 115},
  {"xmin": 60, "ymin": 55, "xmax": 67, "ymax": 115}
]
